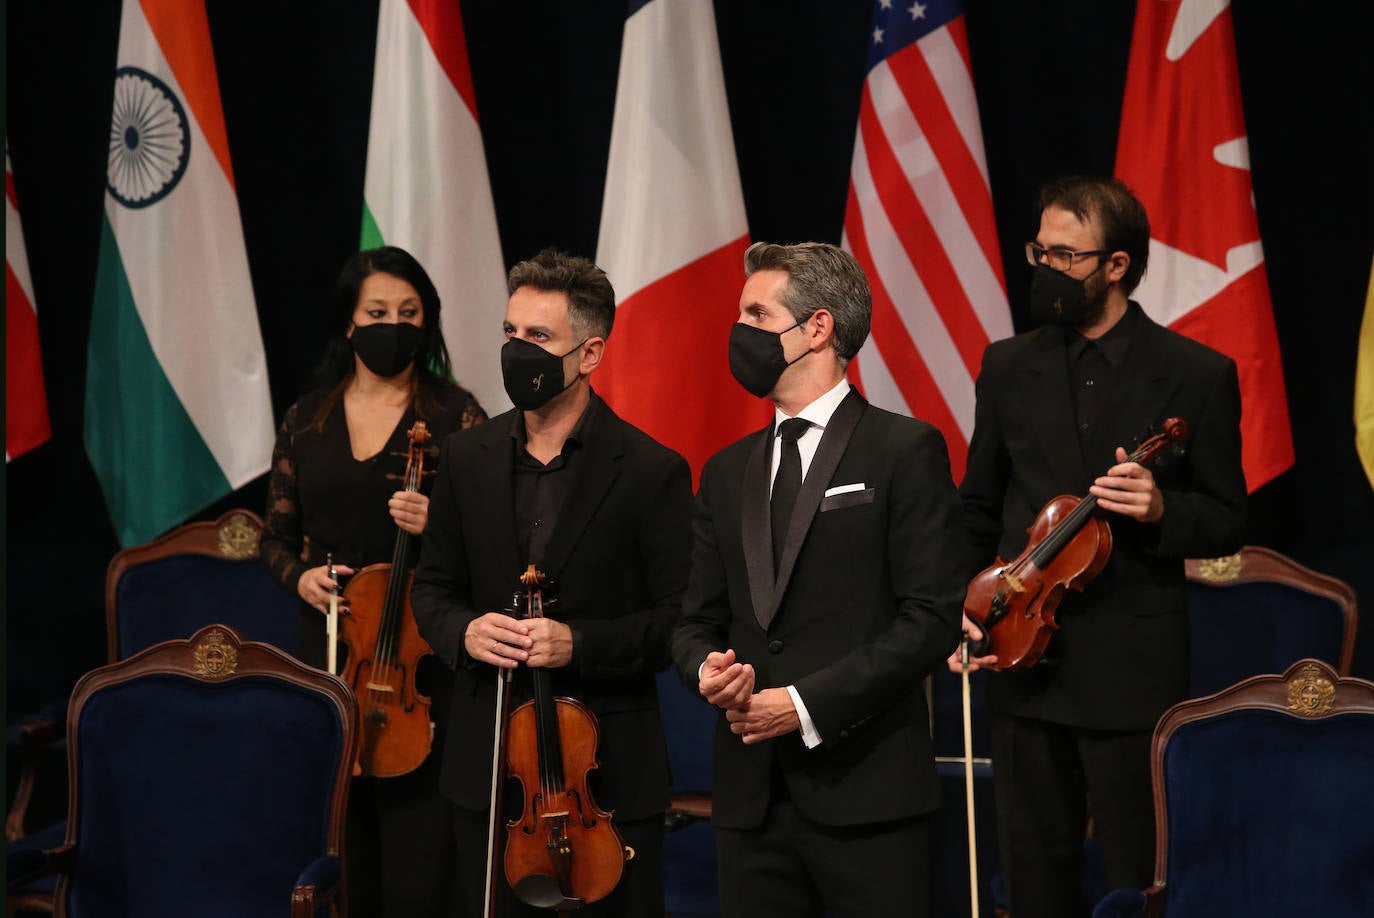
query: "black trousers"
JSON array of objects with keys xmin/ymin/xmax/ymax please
[
  {"xmin": 452, "ymin": 806, "xmax": 665, "ymax": 918},
  {"xmin": 990, "ymin": 715, "xmax": 1156, "ymax": 918},
  {"xmin": 715, "ymin": 801, "xmax": 932, "ymax": 918},
  {"xmin": 346, "ymin": 753, "xmax": 460, "ymax": 917}
]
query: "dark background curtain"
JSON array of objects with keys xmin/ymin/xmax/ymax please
[{"xmin": 6, "ymin": 1, "xmax": 1373, "ymax": 715}]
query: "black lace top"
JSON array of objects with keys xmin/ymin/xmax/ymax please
[{"xmin": 261, "ymin": 385, "xmax": 486, "ymax": 594}]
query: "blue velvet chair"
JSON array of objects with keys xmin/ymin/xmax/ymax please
[
  {"xmin": 1093, "ymin": 658, "xmax": 1374, "ymax": 918},
  {"xmin": 1185, "ymin": 545, "xmax": 1358, "ymax": 697},
  {"xmin": 104, "ymin": 509, "xmax": 301, "ymax": 662},
  {"xmin": 18, "ymin": 625, "xmax": 357, "ymax": 918},
  {"xmin": 657, "ymin": 669, "xmax": 719, "ymax": 918},
  {"xmin": 7, "ymin": 511, "xmax": 304, "ymax": 915}
]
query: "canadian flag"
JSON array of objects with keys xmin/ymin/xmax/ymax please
[
  {"xmin": 1116, "ymin": 0, "xmax": 1293, "ymax": 491},
  {"xmin": 594, "ymin": 0, "xmax": 766, "ymax": 477},
  {"xmin": 6, "ymin": 144, "xmax": 51, "ymax": 461}
]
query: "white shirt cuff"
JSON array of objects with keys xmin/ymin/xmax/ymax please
[{"xmin": 788, "ymin": 685, "xmax": 822, "ymax": 748}]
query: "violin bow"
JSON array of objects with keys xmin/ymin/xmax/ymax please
[
  {"xmin": 326, "ymin": 553, "xmax": 339, "ymax": 676},
  {"xmin": 483, "ymin": 586, "xmax": 522, "ymax": 918},
  {"xmin": 961, "ymin": 639, "xmax": 980, "ymax": 918}
]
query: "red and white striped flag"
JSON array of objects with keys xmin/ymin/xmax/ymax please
[
  {"xmin": 1116, "ymin": 0, "xmax": 1293, "ymax": 492},
  {"xmin": 6, "ymin": 143, "xmax": 51, "ymax": 461},
  {"xmin": 842, "ymin": 0, "xmax": 1011, "ymax": 482},
  {"xmin": 594, "ymin": 0, "xmax": 766, "ymax": 477}
]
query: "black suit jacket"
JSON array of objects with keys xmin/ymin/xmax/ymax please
[
  {"xmin": 411, "ymin": 395, "xmax": 693, "ymax": 821},
  {"xmin": 672, "ymin": 389, "xmax": 966, "ymax": 830},
  {"xmin": 960, "ymin": 303, "xmax": 1247, "ymax": 729}
]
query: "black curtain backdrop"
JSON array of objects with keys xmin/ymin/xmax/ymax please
[{"xmin": 6, "ymin": 1, "xmax": 1373, "ymax": 717}]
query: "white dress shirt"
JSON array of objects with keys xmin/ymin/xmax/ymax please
[{"xmin": 772, "ymin": 378, "xmax": 850, "ymax": 748}]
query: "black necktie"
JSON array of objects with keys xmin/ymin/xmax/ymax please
[{"xmin": 771, "ymin": 418, "xmax": 811, "ymax": 575}]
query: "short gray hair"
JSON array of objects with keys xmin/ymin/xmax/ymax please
[{"xmin": 743, "ymin": 242, "xmax": 871, "ymax": 365}]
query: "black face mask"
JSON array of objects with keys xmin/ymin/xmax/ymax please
[
  {"xmin": 351, "ymin": 322, "xmax": 424, "ymax": 377},
  {"xmin": 501, "ymin": 336, "xmax": 586, "ymax": 410},
  {"xmin": 1029, "ymin": 263, "xmax": 1110, "ymax": 327},
  {"xmin": 728, "ymin": 321, "xmax": 805, "ymax": 398}
]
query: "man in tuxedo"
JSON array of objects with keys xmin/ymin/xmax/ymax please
[
  {"xmin": 672, "ymin": 242, "xmax": 966, "ymax": 918},
  {"xmin": 411, "ymin": 248, "xmax": 692, "ymax": 918},
  {"xmin": 952, "ymin": 176, "xmax": 1247, "ymax": 917}
]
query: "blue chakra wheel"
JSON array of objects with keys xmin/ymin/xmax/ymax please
[{"xmin": 107, "ymin": 66, "xmax": 190, "ymax": 209}]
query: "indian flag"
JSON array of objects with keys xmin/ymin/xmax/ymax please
[
  {"xmin": 361, "ymin": 0, "xmax": 509, "ymax": 414},
  {"xmin": 85, "ymin": 0, "xmax": 273, "ymax": 547}
]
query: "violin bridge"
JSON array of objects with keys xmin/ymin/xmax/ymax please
[
  {"xmin": 540, "ymin": 810, "xmax": 570, "ymax": 819},
  {"xmin": 365, "ymin": 682, "xmax": 396, "ymax": 693},
  {"xmin": 1002, "ymin": 572, "xmax": 1026, "ymax": 592}
]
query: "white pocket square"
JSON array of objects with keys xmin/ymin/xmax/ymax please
[{"xmin": 824, "ymin": 482, "xmax": 866, "ymax": 497}]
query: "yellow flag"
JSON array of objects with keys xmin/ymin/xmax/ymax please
[{"xmin": 1357, "ymin": 256, "xmax": 1374, "ymax": 490}]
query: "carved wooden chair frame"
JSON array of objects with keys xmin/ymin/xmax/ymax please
[
  {"xmin": 49, "ymin": 624, "xmax": 357, "ymax": 918},
  {"xmin": 104, "ymin": 509, "xmax": 268, "ymax": 664},
  {"xmin": 1133, "ymin": 658, "xmax": 1374, "ymax": 915},
  {"xmin": 1186, "ymin": 545, "xmax": 1358, "ymax": 674}
]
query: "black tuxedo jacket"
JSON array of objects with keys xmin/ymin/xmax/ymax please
[
  {"xmin": 672, "ymin": 389, "xmax": 966, "ymax": 830},
  {"xmin": 960, "ymin": 303, "xmax": 1247, "ymax": 729},
  {"xmin": 411, "ymin": 395, "xmax": 693, "ymax": 820}
]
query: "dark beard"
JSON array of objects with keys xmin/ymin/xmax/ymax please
[{"xmin": 1077, "ymin": 267, "xmax": 1112, "ymax": 328}]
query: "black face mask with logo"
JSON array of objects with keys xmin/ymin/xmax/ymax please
[
  {"xmin": 728, "ymin": 321, "xmax": 806, "ymax": 398},
  {"xmin": 351, "ymin": 322, "xmax": 425, "ymax": 378},
  {"xmin": 500, "ymin": 336, "xmax": 586, "ymax": 410},
  {"xmin": 1028, "ymin": 264, "xmax": 1110, "ymax": 327}
]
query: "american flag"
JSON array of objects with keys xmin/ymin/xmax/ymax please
[{"xmin": 843, "ymin": 0, "xmax": 1010, "ymax": 482}]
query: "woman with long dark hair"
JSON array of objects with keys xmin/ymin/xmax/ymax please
[{"xmin": 262, "ymin": 245, "xmax": 486, "ymax": 916}]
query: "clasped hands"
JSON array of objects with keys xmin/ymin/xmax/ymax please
[
  {"xmin": 465, "ymin": 611, "xmax": 572, "ymax": 669},
  {"xmin": 699, "ymin": 649, "xmax": 799, "ymax": 745}
]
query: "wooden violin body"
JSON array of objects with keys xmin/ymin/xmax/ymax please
[
  {"xmin": 485, "ymin": 564, "xmax": 627, "ymax": 914},
  {"xmin": 964, "ymin": 496, "xmax": 1111, "ymax": 670},
  {"xmin": 965, "ymin": 417, "xmax": 1187, "ymax": 671},
  {"xmin": 332, "ymin": 419, "xmax": 435, "ymax": 778},
  {"xmin": 338, "ymin": 564, "xmax": 433, "ymax": 777},
  {"xmin": 503, "ymin": 693, "xmax": 624, "ymax": 909}
]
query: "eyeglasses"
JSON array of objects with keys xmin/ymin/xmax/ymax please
[{"xmin": 1024, "ymin": 242, "xmax": 1111, "ymax": 272}]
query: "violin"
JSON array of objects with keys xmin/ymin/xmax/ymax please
[
  {"xmin": 484, "ymin": 565, "xmax": 628, "ymax": 915},
  {"xmin": 964, "ymin": 417, "xmax": 1187, "ymax": 670},
  {"xmin": 334, "ymin": 421, "xmax": 435, "ymax": 777}
]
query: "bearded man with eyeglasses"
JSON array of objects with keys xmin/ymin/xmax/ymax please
[{"xmin": 949, "ymin": 175, "xmax": 1247, "ymax": 917}]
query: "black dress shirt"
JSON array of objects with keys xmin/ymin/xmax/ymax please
[
  {"xmin": 1067, "ymin": 305, "xmax": 1135, "ymax": 450},
  {"xmin": 510, "ymin": 394, "xmax": 601, "ymax": 565}
]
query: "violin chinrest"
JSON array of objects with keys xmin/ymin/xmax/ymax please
[{"xmin": 512, "ymin": 873, "xmax": 584, "ymax": 910}]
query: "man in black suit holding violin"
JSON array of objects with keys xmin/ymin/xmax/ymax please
[
  {"xmin": 952, "ymin": 176, "xmax": 1247, "ymax": 917},
  {"xmin": 673, "ymin": 242, "xmax": 966, "ymax": 917},
  {"xmin": 412, "ymin": 248, "xmax": 692, "ymax": 918}
]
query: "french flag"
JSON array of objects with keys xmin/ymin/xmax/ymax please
[{"xmin": 594, "ymin": 0, "xmax": 769, "ymax": 477}]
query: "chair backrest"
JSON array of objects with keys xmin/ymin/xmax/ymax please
[
  {"xmin": 656, "ymin": 669, "xmax": 716, "ymax": 797},
  {"xmin": 1185, "ymin": 545, "xmax": 1358, "ymax": 697},
  {"xmin": 656, "ymin": 670, "xmax": 719, "ymax": 917},
  {"xmin": 1151, "ymin": 658, "xmax": 1374, "ymax": 918},
  {"xmin": 106, "ymin": 510, "xmax": 301, "ymax": 662},
  {"xmin": 56, "ymin": 625, "xmax": 357, "ymax": 918}
]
